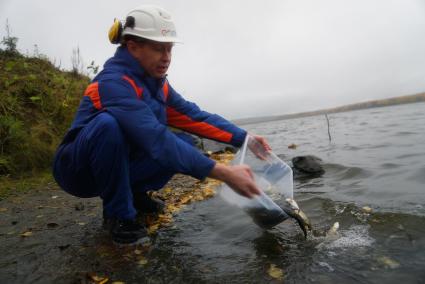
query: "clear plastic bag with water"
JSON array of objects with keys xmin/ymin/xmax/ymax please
[{"xmin": 220, "ymin": 135, "xmax": 294, "ymax": 228}]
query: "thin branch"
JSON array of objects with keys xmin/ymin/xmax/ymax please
[{"xmin": 325, "ymin": 113, "xmax": 332, "ymax": 142}]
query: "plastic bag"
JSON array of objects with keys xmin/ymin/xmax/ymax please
[{"xmin": 220, "ymin": 135, "xmax": 294, "ymax": 228}]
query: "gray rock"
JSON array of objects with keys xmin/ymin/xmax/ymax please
[{"xmin": 292, "ymin": 155, "xmax": 325, "ymax": 175}]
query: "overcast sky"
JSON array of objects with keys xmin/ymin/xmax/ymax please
[{"xmin": 1, "ymin": 0, "xmax": 425, "ymax": 119}]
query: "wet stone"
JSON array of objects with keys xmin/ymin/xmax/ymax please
[
  {"xmin": 292, "ymin": 155, "xmax": 324, "ymax": 174},
  {"xmin": 47, "ymin": 222, "xmax": 59, "ymax": 229}
]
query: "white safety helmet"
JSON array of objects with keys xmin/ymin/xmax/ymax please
[{"xmin": 122, "ymin": 5, "xmax": 181, "ymax": 43}]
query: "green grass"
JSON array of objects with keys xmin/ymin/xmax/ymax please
[
  {"xmin": 0, "ymin": 171, "xmax": 56, "ymax": 201},
  {"xmin": 0, "ymin": 50, "xmax": 89, "ymax": 178}
]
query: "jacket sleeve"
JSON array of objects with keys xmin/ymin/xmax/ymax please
[
  {"xmin": 97, "ymin": 78, "xmax": 215, "ymax": 180},
  {"xmin": 165, "ymin": 83, "xmax": 247, "ymax": 147}
]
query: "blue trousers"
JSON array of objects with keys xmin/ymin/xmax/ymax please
[{"xmin": 53, "ymin": 112, "xmax": 194, "ymax": 220}]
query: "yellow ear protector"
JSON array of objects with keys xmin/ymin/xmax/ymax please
[
  {"xmin": 108, "ymin": 18, "xmax": 122, "ymax": 44},
  {"xmin": 108, "ymin": 16, "xmax": 136, "ymax": 44}
]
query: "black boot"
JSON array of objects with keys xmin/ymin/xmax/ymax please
[
  {"xmin": 133, "ymin": 192, "xmax": 165, "ymax": 214},
  {"xmin": 104, "ymin": 218, "xmax": 148, "ymax": 245}
]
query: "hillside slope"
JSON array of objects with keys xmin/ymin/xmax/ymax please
[{"xmin": 0, "ymin": 51, "xmax": 89, "ymax": 176}]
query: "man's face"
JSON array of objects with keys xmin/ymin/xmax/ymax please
[{"xmin": 128, "ymin": 40, "xmax": 173, "ymax": 79}]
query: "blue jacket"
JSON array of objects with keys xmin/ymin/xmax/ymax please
[{"xmin": 64, "ymin": 46, "xmax": 247, "ymax": 180}]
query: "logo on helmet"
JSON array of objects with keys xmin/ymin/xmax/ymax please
[{"xmin": 161, "ymin": 29, "xmax": 177, "ymax": 37}]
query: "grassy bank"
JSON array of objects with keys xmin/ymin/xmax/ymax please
[{"xmin": 0, "ymin": 49, "xmax": 89, "ymax": 186}]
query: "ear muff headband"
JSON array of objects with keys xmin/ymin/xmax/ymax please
[{"xmin": 108, "ymin": 18, "xmax": 122, "ymax": 44}]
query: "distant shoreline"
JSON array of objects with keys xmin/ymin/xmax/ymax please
[{"xmin": 233, "ymin": 92, "xmax": 425, "ymax": 126}]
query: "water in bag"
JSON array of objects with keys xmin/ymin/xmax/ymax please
[{"xmin": 220, "ymin": 135, "xmax": 294, "ymax": 228}]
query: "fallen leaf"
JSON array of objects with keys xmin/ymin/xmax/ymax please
[
  {"xmin": 147, "ymin": 223, "xmax": 159, "ymax": 234},
  {"xmin": 179, "ymin": 195, "xmax": 192, "ymax": 204},
  {"xmin": 77, "ymin": 222, "xmax": 86, "ymax": 226},
  {"xmin": 87, "ymin": 273, "xmax": 109, "ymax": 284},
  {"xmin": 21, "ymin": 231, "xmax": 33, "ymax": 237},
  {"xmin": 267, "ymin": 264, "xmax": 284, "ymax": 280},
  {"xmin": 111, "ymin": 282, "xmax": 125, "ymax": 284},
  {"xmin": 134, "ymin": 249, "xmax": 142, "ymax": 255},
  {"xmin": 203, "ymin": 188, "xmax": 215, "ymax": 198},
  {"xmin": 36, "ymin": 215, "xmax": 44, "ymax": 218},
  {"xmin": 51, "ymin": 195, "xmax": 59, "ymax": 199},
  {"xmin": 288, "ymin": 143, "xmax": 297, "ymax": 149},
  {"xmin": 138, "ymin": 258, "xmax": 148, "ymax": 265},
  {"xmin": 377, "ymin": 256, "xmax": 400, "ymax": 269},
  {"xmin": 0, "ymin": 208, "xmax": 7, "ymax": 212}
]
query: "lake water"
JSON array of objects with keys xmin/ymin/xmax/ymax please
[{"xmin": 142, "ymin": 102, "xmax": 425, "ymax": 283}]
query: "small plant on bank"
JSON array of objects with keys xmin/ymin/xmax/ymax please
[{"xmin": 1, "ymin": 19, "xmax": 19, "ymax": 57}]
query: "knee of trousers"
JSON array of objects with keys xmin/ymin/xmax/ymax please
[{"xmin": 88, "ymin": 112, "xmax": 124, "ymax": 144}]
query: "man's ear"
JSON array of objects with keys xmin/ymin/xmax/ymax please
[
  {"xmin": 126, "ymin": 40, "xmax": 143, "ymax": 57},
  {"xmin": 126, "ymin": 40, "xmax": 137, "ymax": 52}
]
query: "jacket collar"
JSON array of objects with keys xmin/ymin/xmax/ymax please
[
  {"xmin": 108, "ymin": 46, "xmax": 146, "ymax": 79},
  {"xmin": 106, "ymin": 46, "xmax": 167, "ymax": 85}
]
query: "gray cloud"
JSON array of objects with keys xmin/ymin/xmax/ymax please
[{"xmin": 1, "ymin": 0, "xmax": 425, "ymax": 119}]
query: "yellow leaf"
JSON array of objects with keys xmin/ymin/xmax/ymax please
[
  {"xmin": 147, "ymin": 223, "xmax": 159, "ymax": 234},
  {"xmin": 112, "ymin": 282, "xmax": 125, "ymax": 284},
  {"xmin": 377, "ymin": 256, "xmax": 400, "ymax": 269},
  {"xmin": 0, "ymin": 208, "xmax": 7, "ymax": 212},
  {"xmin": 89, "ymin": 274, "xmax": 109, "ymax": 284},
  {"xmin": 180, "ymin": 195, "xmax": 192, "ymax": 204},
  {"xmin": 166, "ymin": 204, "xmax": 180, "ymax": 213},
  {"xmin": 138, "ymin": 258, "xmax": 148, "ymax": 265},
  {"xmin": 267, "ymin": 264, "xmax": 284, "ymax": 280},
  {"xmin": 288, "ymin": 143, "xmax": 297, "ymax": 149},
  {"xmin": 203, "ymin": 188, "xmax": 215, "ymax": 198},
  {"xmin": 21, "ymin": 231, "xmax": 33, "ymax": 237}
]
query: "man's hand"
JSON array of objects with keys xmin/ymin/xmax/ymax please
[
  {"xmin": 248, "ymin": 134, "xmax": 272, "ymax": 160},
  {"xmin": 209, "ymin": 163, "xmax": 261, "ymax": 198}
]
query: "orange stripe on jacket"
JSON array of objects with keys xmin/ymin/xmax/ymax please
[
  {"xmin": 163, "ymin": 81, "xmax": 169, "ymax": 101},
  {"xmin": 84, "ymin": 82, "xmax": 102, "ymax": 110},
  {"xmin": 123, "ymin": 75, "xmax": 143, "ymax": 98},
  {"xmin": 167, "ymin": 107, "xmax": 233, "ymax": 143}
]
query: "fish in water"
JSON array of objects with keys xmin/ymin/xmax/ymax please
[{"xmin": 282, "ymin": 198, "xmax": 312, "ymax": 238}]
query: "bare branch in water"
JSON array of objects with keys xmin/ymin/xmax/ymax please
[{"xmin": 325, "ymin": 114, "xmax": 332, "ymax": 142}]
